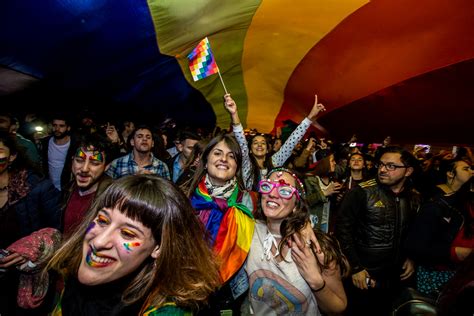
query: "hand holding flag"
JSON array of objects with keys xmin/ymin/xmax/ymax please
[{"xmin": 187, "ymin": 37, "xmax": 228, "ymax": 93}]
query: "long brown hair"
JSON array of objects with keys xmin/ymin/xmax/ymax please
[
  {"xmin": 46, "ymin": 175, "xmax": 220, "ymax": 310},
  {"xmin": 187, "ymin": 133, "xmax": 245, "ymax": 196},
  {"xmin": 257, "ymin": 168, "xmax": 349, "ymax": 277}
]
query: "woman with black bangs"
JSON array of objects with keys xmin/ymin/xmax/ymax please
[{"xmin": 46, "ymin": 175, "xmax": 220, "ymax": 315}]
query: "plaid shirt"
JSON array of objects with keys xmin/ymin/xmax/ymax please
[{"xmin": 106, "ymin": 152, "xmax": 170, "ymax": 180}]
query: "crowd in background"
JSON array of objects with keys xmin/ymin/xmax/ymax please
[{"xmin": 0, "ymin": 100, "xmax": 472, "ymax": 316}]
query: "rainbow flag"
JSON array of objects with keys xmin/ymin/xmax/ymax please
[
  {"xmin": 187, "ymin": 37, "xmax": 219, "ymax": 81},
  {"xmin": 191, "ymin": 179, "xmax": 255, "ymax": 282}
]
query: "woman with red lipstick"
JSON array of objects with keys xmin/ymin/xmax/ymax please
[
  {"xmin": 244, "ymin": 168, "xmax": 349, "ymax": 315},
  {"xmin": 47, "ymin": 175, "xmax": 220, "ymax": 315}
]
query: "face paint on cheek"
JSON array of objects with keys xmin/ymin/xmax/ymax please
[
  {"xmin": 123, "ymin": 242, "xmax": 141, "ymax": 253},
  {"xmin": 85, "ymin": 222, "xmax": 95, "ymax": 234}
]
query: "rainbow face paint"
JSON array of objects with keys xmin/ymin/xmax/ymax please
[
  {"xmin": 123, "ymin": 242, "xmax": 141, "ymax": 253},
  {"xmin": 75, "ymin": 147, "xmax": 105, "ymax": 163},
  {"xmin": 85, "ymin": 247, "xmax": 115, "ymax": 267},
  {"xmin": 85, "ymin": 222, "xmax": 95, "ymax": 234}
]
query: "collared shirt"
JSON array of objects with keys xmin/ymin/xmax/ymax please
[
  {"xmin": 106, "ymin": 152, "xmax": 170, "ymax": 180},
  {"xmin": 172, "ymin": 154, "xmax": 184, "ymax": 183}
]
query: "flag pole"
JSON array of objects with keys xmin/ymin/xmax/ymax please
[{"xmin": 217, "ymin": 70, "xmax": 228, "ymax": 95}]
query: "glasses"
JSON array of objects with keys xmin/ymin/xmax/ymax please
[
  {"xmin": 376, "ymin": 161, "xmax": 408, "ymax": 171},
  {"xmin": 258, "ymin": 179, "xmax": 300, "ymax": 200}
]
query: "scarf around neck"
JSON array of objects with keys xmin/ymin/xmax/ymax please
[{"xmin": 191, "ymin": 176, "xmax": 255, "ymax": 282}]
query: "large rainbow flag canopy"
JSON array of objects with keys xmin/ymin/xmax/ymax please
[{"xmin": 1, "ymin": 0, "xmax": 473, "ymax": 144}]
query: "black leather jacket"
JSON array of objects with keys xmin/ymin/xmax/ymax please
[{"xmin": 335, "ymin": 179, "xmax": 420, "ymax": 278}]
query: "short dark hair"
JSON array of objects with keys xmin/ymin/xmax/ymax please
[
  {"xmin": 379, "ymin": 146, "xmax": 418, "ymax": 168},
  {"xmin": 50, "ymin": 113, "xmax": 71, "ymax": 126},
  {"xmin": 130, "ymin": 125, "xmax": 154, "ymax": 140},
  {"xmin": 177, "ymin": 129, "xmax": 201, "ymax": 143}
]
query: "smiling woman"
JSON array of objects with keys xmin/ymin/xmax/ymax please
[
  {"xmin": 187, "ymin": 133, "xmax": 257, "ymax": 314},
  {"xmin": 46, "ymin": 175, "xmax": 220, "ymax": 315},
  {"xmin": 245, "ymin": 168, "xmax": 349, "ymax": 315}
]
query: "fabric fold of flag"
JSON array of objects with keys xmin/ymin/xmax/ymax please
[
  {"xmin": 191, "ymin": 179, "xmax": 255, "ymax": 282},
  {"xmin": 187, "ymin": 37, "xmax": 219, "ymax": 81}
]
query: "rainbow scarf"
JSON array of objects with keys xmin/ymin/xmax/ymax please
[{"xmin": 191, "ymin": 178, "xmax": 255, "ymax": 282}]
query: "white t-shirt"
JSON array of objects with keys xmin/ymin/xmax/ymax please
[
  {"xmin": 48, "ymin": 137, "xmax": 71, "ymax": 190},
  {"xmin": 245, "ymin": 221, "xmax": 320, "ymax": 315}
]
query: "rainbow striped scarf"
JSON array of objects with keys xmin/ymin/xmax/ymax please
[{"xmin": 191, "ymin": 178, "xmax": 255, "ymax": 282}]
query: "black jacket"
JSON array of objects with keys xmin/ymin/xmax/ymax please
[
  {"xmin": 405, "ymin": 190, "xmax": 464, "ymax": 267},
  {"xmin": 335, "ymin": 179, "xmax": 420, "ymax": 278}
]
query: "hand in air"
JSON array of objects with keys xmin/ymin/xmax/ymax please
[
  {"xmin": 223, "ymin": 94, "xmax": 237, "ymax": 115},
  {"xmin": 105, "ymin": 123, "xmax": 120, "ymax": 143},
  {"xmin": 308, "ymin": 94, "xmax": 326, "ymax": 121}
]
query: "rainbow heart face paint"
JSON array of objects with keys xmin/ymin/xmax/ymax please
[{"xmin": 123, "ymin": 242, "xmax": 141, "ymax": 253}]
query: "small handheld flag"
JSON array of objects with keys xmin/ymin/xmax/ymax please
[
  {"xmin": 187, "ymin": 37, "xmax": 228, "ymax": 93},
  {"xmin": 187, "ymin": 37, "xmax": 219, "ymax": 81}
]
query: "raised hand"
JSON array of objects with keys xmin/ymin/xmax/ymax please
[
  {"xmin": 105, "ymin": 123, "xmax": 120, "ymax": 143},
  {"xmin": 223, "ymin": 94, "xmax": 237, "ymax": 115},
  {"xmin": 224, "ymin": 94, "xmax": 241, "ymax": 125},
  {"xmin": 308, "ymin": 94, "xmax": 326, "ymax": 121}
]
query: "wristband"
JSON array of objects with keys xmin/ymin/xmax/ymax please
[{"xmin": 312, "ymin": 280, "xmax": 326, "ymax": 292}]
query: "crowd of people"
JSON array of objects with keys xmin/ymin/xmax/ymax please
[{"xmin": 0, "ymin": 96, "xmax": 472, "ymax": 316}]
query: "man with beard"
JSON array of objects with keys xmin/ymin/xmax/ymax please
[
  {"xmin": 62, "ymin": 133, "xmax": 113, "ymax": 235},
  {"xmin": 335, "ymin": 146, "xmax": 420, "ymax": 316},
  {"xmin": 106, "ymin": 125, "xmax": 170, "ymax": 179},
  {"xmin": 41, "ymin": 115, "xmax": 77, "ymax": 191}
]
